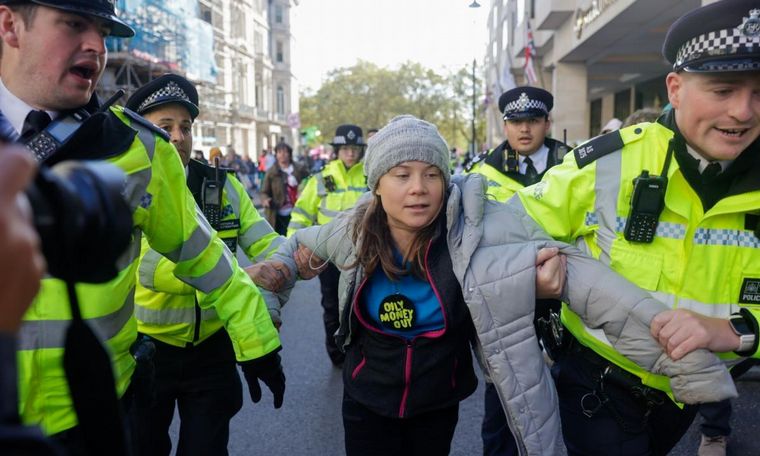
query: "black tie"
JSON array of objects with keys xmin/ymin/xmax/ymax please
[
  {"xmin": 701, "ymin": 162, "xmax": 722, "ymax": 180},
  {"xmin": 524, "ymin": 156, "xmax": 539, "ymax": 185},
  {"xmin": 20, "ymin": 109, "xmax": 52, "ymax": 142}
]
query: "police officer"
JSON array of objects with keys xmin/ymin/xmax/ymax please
[
  {"xmin": 0, "ymin": 2, "xmax": 284, "ymax": 454},
  {"xmin": 288, "ymin": 124, "xmax": 367, "ymax": 366},
  {"xmin": 467, "ymin": 86, "xmax": 568, "ymax": 456},
  {"xmin": 125, "ymin": 74, "xmax": 291, "ymax": 456},
  {"xmin": 467, "ymin": 86, "xmax": 569, "ymax": 196},
  {"xmin": 508, "ymin": 1, "xmax": 760, "ymax": 454}
]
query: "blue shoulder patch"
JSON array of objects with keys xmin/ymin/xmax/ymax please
[
  {"xmin": 121, "ymin": 107, "xmax": 170, "ymax": 142},
  {"xmin": 573, "ymin": 130, "xmax": 625, "ymax": 168}
]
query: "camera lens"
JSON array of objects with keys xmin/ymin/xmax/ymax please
[{"xmin": 26, "ymin": 161, "xmax": 133, "ymax": 283}]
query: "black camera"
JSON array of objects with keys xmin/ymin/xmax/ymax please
[{"xmin": 25, "ymin": 161, "xmax": 133, "ymax": 283}]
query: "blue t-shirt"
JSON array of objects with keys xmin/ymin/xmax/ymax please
[{"xmin": 360, "ymin": 253, "xmax": 444, "ymax": 339}]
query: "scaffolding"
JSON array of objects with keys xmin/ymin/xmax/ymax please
[{"xmin": 100, "ymin": 0, "xmax": 216, "ymax": 100}]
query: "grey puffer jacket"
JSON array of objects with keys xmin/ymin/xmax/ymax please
[{"xmin": 273, "ymin": 173, "xmax": 736, "ymax": 456}]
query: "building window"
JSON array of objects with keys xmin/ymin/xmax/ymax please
[
  {"xmin": 614, "ymin": 89, "xmax": 631, "ymax": 122},
  {"xmin": 589, "ymin": 98, "xmax": 602, "ymax": 138},
  {"xmin": 275, "ymin": 4, "xmax": 283, "ymax": 23},
  {"xmin": 200, "ymin": 4, "xmax": 212, "ymax": 24},
  {"xmin": 276, "ymin": 41, "xmax": 283, "ymax": 63},
  {"xmin": 276, "ymin": 86, "xmax": 285, "ymax": 114}
]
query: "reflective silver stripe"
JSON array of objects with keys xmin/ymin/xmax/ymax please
[
  {"xmin": 17, "ymin": 289, "xmax": 135, "ymax": 351},
  {"xmin": 138, "ymin": 248, "xmax": 165, "ymax": 291},
  {"xmin": 136, "ymin": 304, "xmax": 217, "ymax": 325},
  {"xmin": 649, "ymin": 290, "xmax": 735, "ymax": 319},
  {"xmin": 239, "ymin": 220, "xmax": 277, "ymax": 251},
  {"xmin": 693, "ymin": 227, "xmax": 760, "ymax": 248},
  {"xmin": 175, "ymin": 255, "xmax": 233, "ymax": 294},
  {"xmin": 132, "ymin": 123, "xmax": 156, "ymax": 160},
  {"xmin": 288, "ymin": 221, "xmax": 308, "ymax": 230},
  {"xmin": 592, "ymin": 151, "xmax": 623, "ymax": 265},
  {"xmin": 612, "ymin": 217, "xmax": 687, "ymax": 240},
  {"xmin": 255, "ymin": 236, "xmax": 285, "ymax": 262},
  {"xmin": 347, "ymin": 186, "xmax": 368, "ymax": 192},
  {"xmin": 115, "ymin": 227, "xmax": 143, "ymax": 272},
  {"xmin": 164, "ymin": 211, "xmax": 215, "ymax": 263},
  {"xmin": 318, "ymin": 199, "xmax": 340, "ymax": 219},
  {"xmin": 315, "ymin": 174, "xmax": 326, "ymax": 195},
  {"xmin": 291, "ymin": 207, "xmax": 316, "ymax": 225},
  {"xmin": 121, "ymin": 121, "xmax": 158, "ymax": 212},
  {"xmin": 224, "ymin": 179, "xmax": 241, "ymax": 218},
  {"xmin": 587, "ymin": 215, "xmax": 688, "ymax": 240},
  {"xmin": 124, "ymin": 168, "xmax": 152, "ymax": 213}
]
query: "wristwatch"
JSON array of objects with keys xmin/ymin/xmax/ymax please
[{"xmin": 728, "ymin": 313, "xmax": 756, "ymax": 355}]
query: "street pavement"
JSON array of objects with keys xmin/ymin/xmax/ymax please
[{"xmin": 166, "ymin": 276, "xmax": 760, "ymax": 455}]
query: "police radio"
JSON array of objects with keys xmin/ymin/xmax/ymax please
[
  {"xmin": 202, "ymin": 157, "xmax": 223, "ymax": 229},
  {"xmin": 24, "ymin": 90, "xmax": 124, "ymax": 163},
  {"xmin": 623, "ymin": 171, "xmax": 667, "ymax": 243},
  {"xmin": 623, "ymin": 139, "xmax": 674, "ymax": 243}
]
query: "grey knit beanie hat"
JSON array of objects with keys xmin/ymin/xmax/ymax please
[{"xmin": 364, "ymin": 115, "xmax": 450, "ymax": 191}]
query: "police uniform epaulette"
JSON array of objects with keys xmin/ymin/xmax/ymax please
[
  {"xmin": 573, "ymin": 124, "xmax": 652, "ymax": 168},
  {"xmin": 573, "ymin": 130, "xmax": 625, "ymax": 169},
  {"xmin": 464, "ymin": 151, "xmax": 488, "ymax": 172},
  {"xmin": 121, "ymin": 107, "xmax": 171, "ymax": 142}
]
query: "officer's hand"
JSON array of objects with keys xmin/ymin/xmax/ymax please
[
  {"xmin": 245, "ymin": 261, "xmax": 291, "ymax": 291},
  {"xmin": 240, "ymin": 350, "xmax": 286, "ymax": 408},
  {"xmin": 535, "ymin": 247, "xmax": 566, "ymax": 299},
  {"xmin": 650, "ymin": 309, "xmax": 740, "ymax": 360},
  {"xmin": 0, "ymin": 145, "xmax": 45, "ymax": 334},
  {"xmin": 294, "ymin": 245, "xmax": 326, "ymax": 280}
]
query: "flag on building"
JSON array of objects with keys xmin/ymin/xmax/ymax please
[
  {"xmin": 523, "ymin": 20, "xmax": 538, "ymax": 86},
  {"xmin": 499, "ymin": 51, "xmax": 517, "ymax": 93}
]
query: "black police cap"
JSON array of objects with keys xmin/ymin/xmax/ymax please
[
  {"xmin": 126, "ymin": 74, "xmax": 200, "ymax": 120},
  {"xmin": 0, "ymin": 0, "xmax": 135, "ymax": 37},
  {"xmin": 331, "ymin": 124, "xmax": 365, "ymax": 147},
  {"xmin": 663, "ymin": 0, "xmax": 760, "ymax": 73},
  {"xmin": 498, "ymin": 86, "xmax": 553, "ymax": 121}
]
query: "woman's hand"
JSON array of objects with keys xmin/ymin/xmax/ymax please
[
  {"xmin": 294, "ymin": 245, "xmax": 327, "ymax": 280},
  {"xmin": 535, "ymin": 247, "xmax": 566, "ymax": 299}
]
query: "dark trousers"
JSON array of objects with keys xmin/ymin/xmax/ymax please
[
  {"xmin": 50, "ymin": 385, "xmax": 135, "ymax": 456},
  {"xmin": 482, "ymin": 382, "xmax": 518, "ymax": 456},
  {"xmin": 319, "ymin": 263, "xmax": 343, "ymax": 364},
  {"xmin": 698, "ymin": 399, "xmax": 732, "ymax": 437},
  {"xmin": 273, "ymin": 214, "xmax": 291, "ymax": 236},
  {"xmin": 555, "ymin": 345, "xmax": 697, "ymax": 456},
  {"xmin": 342, "ymin": 392, "xmax": 459, "ymax": 456},
  {"xmin": 130, "ymin": 330, "xmax": 243, "ymax": 456}
]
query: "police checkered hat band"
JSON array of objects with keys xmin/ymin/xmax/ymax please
[
  {"xmin": 330, "ymin": 124, "xmax": 365, "ymax": 147},
  {"xmin": 675, "ymin": 13, "xmax": 760, "ymax": 71},
  {"xmin": 126, "ymin": 74, "xmax": 200, "ymax": 120},
  {"xmin": 664, "ymin": 1, "xmax": 760, "ymax": 73},
  {"xmin": 138, "ymin": 81, "xmax": 191, "ymax": 113},
  {"xmin": 502, "ymin": 93, "xmax": 548, "ymax": 120}
]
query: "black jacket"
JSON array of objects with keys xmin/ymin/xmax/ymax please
[{"xmin": 341, "ymin": 223, "xmax": 478, "ymax": 419}]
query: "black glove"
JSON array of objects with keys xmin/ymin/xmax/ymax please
[{"xmin": 240, "ymin": 349, "xmax": 286, "ymax": 409}]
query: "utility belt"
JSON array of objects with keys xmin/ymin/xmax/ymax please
[{"xmin": 566, "ymin": 336, "xmax": 670, "ymax": 433}]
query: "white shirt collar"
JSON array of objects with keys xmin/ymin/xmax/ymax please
[
  {"xmin": 685, "ymin": 144, "xmax": 731, "ymax": 174},
  {"xmin": 518, "ymin": 144, "xmax": 549, "ymax": 175},
  {"xmin": 0, "ymin": 78, "xmax": 58, "ymax": 134}
]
